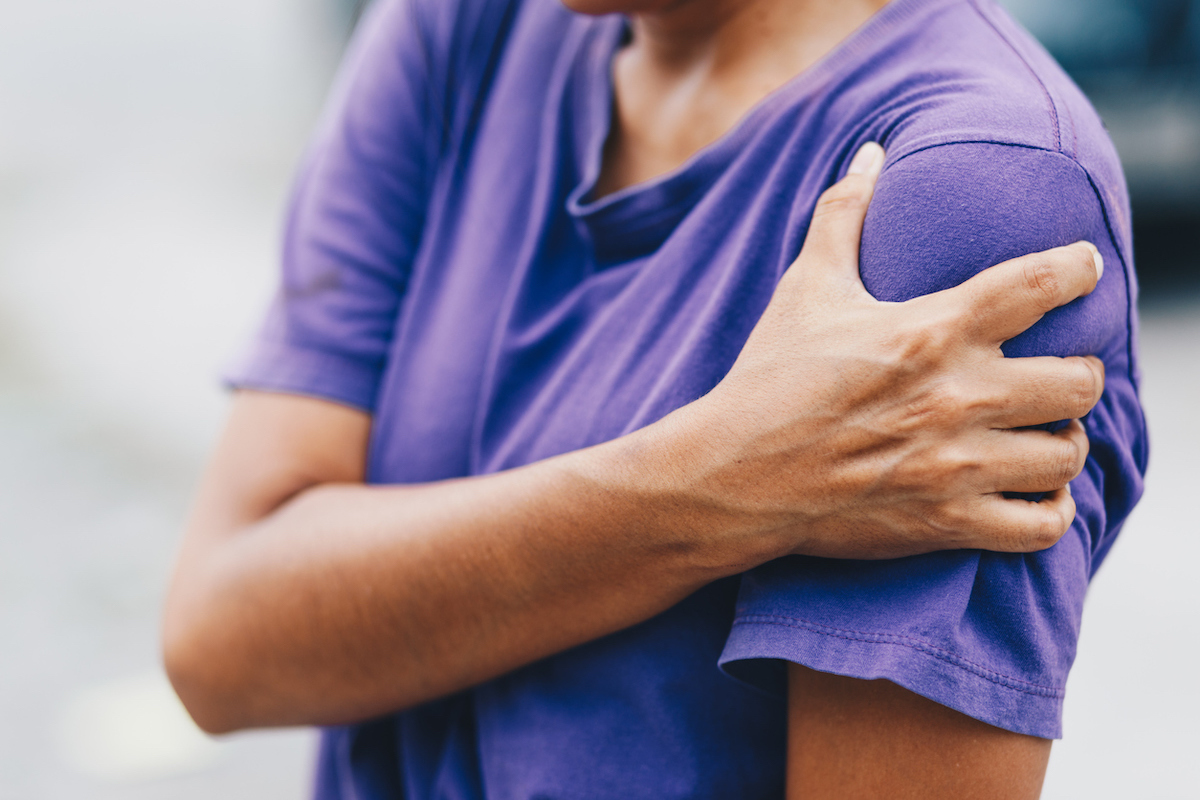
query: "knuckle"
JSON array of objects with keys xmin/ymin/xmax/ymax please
[
  {"xmin": 1074, "ymin": 424, "xmax": 1092, "ymax": 462},
  {"xmin": 918, "ymin": 379, "xmax": 978, "ymax": 428},
  {"xmin": 892, "ymin": 316, "xmax": 954, "ymax": 366},
  {"xmin": 1050, "ymin": 439, "xmax": 1082, "ymax": 484},
  {"xmin": 814, "ymin": 181, "xmax": 868, "ymax": 217},
  {"xmin": 901, "ymin": 395, "xmax": 947, "ymax": 433},
  {"xmin": 1021, "ymin": 257, "xmax": 1063, "ymax": 305},
  {"xmin": 1071, "ymin": 243, "xmax": 1099, "ymax": 280},
  {"xmin": 892, "ymin": 456, "xmax": 935, "ymax": 492},
  {"xmin": 894, "ymin": 449, "xmax": 954, "ymax": 495},
  {"xmin": 1027, "ymin": 514, "xmax": 1066, "ymax": 550},
  {"xmin": 927, "ymin": 502, "xmax": 969, "ymax": 541},
  {"xmin": 912, "ymin": 452, "xmax": 953, "ymax": 487},
  {"xmin": 1066, "ymin": 361, "xmax": 1100, "ymax": 414},
  {"xmin": 899, "ymin": 444, "xmax": 979, "ymax": 491},
  {"xmin": 941, "ymin": 445, "xmax": 981, "ymax": 484},
  {"xmin": 1087, "ymin": 359, "xmax": 1105, "ymax": 402},
  {"xmin": 1071, "ymin": 435, "xmax": 1089, "ymax": 476}
]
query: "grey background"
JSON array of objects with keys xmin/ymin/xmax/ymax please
[{"xmin": 1, "ymin": 1, "xmax": 1196, "ymax": 797}]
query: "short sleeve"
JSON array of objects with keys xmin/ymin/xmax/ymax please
[
  {"xmin": 718, "ymin": 142, "xmax": 1148, "ymax": 739},
  {"xmin": 224, "ymin": 0, "xmax": 445, "ymax": 411}
]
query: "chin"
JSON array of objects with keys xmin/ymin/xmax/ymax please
[
  {"xmin": 560, "ymin": 0, "xmax": 659, "ymax": 14},
  {"xmin": 559, "ymin": 1, "xmax": 620, "ymax": 12}
]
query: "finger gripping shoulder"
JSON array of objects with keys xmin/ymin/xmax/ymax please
[
  {"xmin": 1018, "ymin": 256, "xmax": 1067, "ymax": 312},
  {"xmin": 1026, "ymin": 502, "xmax": 1072, "ymax": 551},
  {"xmin": 813, "ymin": 177, "xmax": 872, "ymax": 219},
  {"xmin": 1050, "ymin": 435, "xmax": 1086, "ymax": 487},
  {"xmin": 1065, "ymin": 357, "xmax": 1104, "ymax": 416}
]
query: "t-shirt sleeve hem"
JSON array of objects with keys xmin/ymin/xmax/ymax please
[
  {"xmin": 222, "ymin": 339, "xmax": 382, "ymax": 413},
  {"xmin": 718, "ymin": 616, "xmax": 1065, "ymax": 739}
]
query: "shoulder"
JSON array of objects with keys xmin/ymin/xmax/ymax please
[
  {"xmin": 334, "ymin": 0, "xmax": 565, "ymax": 109},
  {"xmin": 860, "ymin": 142, "xmax": 1130, "ymax": 363},
  {"xmin": 856, "ymin": 0, "xmax": 1115, "ymax": 163},
  {"xmin": 835, "ymin": 1, "xmax": 1134, "ymax": 360},
  {"xmin": 338, "ymin": 0, "xmax": 534, "ymax": 99},
  {"xmin": 847, "ymin": 0, "xmax": 1129, "ymax": 238},
  {"xmin": 328, "ymin": 0, "xmax": 584, "ymax": 159}
]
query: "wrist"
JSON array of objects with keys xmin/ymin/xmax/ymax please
[{"xmin": 584, "ymin": 399, "xmax": 794, "ymax": 579}]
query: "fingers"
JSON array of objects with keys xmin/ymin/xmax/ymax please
[
  {"xmin": 946, "ymin": 242, "xmax": 1103, "ymax": 343},
  {"xmin": 787, "ymin": 142, "xmax": 885, "ymax": 296},
  {"xmin": 985, "ymin": 355, "xmax": 1105, "ymax": 428},
  {"xmin": 982, "ymin": 420, "xmax": 1090, "ymax": 494},
  {"xmin": 966, "ymin": 487, "xmax": 1078, "ymax": 553},
  {"xmin": 923, "ymin": 417, "xmax": 1089, "ymax": 553}
]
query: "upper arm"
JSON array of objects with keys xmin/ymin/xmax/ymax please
[
  {"xmin": 174, "ymin": 0, "xmax": 446, "ymax": 591},
  {"xmin": 164, "ymin": 390, "xmax": 370, "ymax": 713},
  {"xmin": 188, "ymin": 392, "xmax": 371, "ymax": 536},
  {"xmin": 787, "ymin": 663, "xmax": 1051, "ymax": 799},
  {"xmin": 164, "ymin": 0, "xmax": 438, "ymax": 697},
  {"xmin": 225, "ymin": 0, "xmax": 448, "ymax": 411},
  {"xmin": 858, "ymin": 141, "xmax": 1146, "ymax": 564},
  {"xmin": 859, "ymin": 142, "xmax": 1129, "ymax": 361},
  {"xmin": 194, "ymin": 0, "xmax": 441, "ymax": 529},
  {"xmin": 719, "ymin": 142, "xmax": 1147, "ymax": 746}
]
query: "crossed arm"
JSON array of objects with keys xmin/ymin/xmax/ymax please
[{"xmin": 164, "ymin": 150, "xmax": 1101, "ymax": 795}]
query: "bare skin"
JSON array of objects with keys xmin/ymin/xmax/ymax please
[
  {"xmin": 580, "ymin": 1, "xmax": 1062, "ymax": 789},
  {"xmin": 787, "ymin": 665, "xmax": 1051, "ymax": 799},
  {"xmin": 581, "ymin": 0, "xmax": 895, "ymax": 196},
  {"xmin": 164, "ymin": 148, "xmax": 1102, "ymax": 737},
  {"xmin": 165, "ymin": 0, "xmax": 1094, "ymax": 792}
]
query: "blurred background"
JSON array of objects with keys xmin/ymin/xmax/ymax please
[{"xmin": 0, "ymin": 0, "xmax": 1195, "ymax": 797}]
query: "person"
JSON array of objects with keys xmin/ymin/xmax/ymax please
[{"xmin": 162, "ymin": 0, "xmax": 1147, "ymax": 797}]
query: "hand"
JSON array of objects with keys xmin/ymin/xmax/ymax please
[{"xmin": 675, "ymin": 142, "xmax": 1104, "ymax": 559}]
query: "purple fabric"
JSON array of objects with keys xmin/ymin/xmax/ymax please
[{"xmin": 226, "ymin": 0, "xmax": 1148, "ymax": 796}]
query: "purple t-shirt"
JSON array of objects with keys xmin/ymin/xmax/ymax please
[{"xmin": 228, "ymin": 0, "xmax": 1148, "ymax": 796}]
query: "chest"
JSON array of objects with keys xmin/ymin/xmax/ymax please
[{"xmin": 364, "ymin": 22, "xmax": 859, "ymax": 485}]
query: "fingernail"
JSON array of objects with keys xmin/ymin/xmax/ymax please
[
  {"xmin": 847, "ymin": 142, "xmax": 884, "ymax": 177},
  {"xmin": 1080, "ymin": 241, "xmax": 1104, "ymax": 281}
]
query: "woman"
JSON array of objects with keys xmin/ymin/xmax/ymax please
[{"xmin": 164, "ymin": 0, "xmax": 1146, "ymax": 797}]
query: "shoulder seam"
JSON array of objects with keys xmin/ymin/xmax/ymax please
[
  {"xmin": 887, "ymin": 138, "xmax": 1057, "ymax": 171},
  {"xmin": 966, "ymin": 0, "xmax": 1064, "ymax": 154}
]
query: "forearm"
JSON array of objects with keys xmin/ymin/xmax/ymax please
[
  {"xmin": 167, "ymin": 154, "xmax": 1108, "ymax": 735},
  {"xmin": 164, "ymin": 406, "xmax": 762, "ymax": 733}
]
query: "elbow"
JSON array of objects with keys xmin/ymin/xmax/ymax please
[
  {"xmin": 169, "ymin": 686, "xmax": 243, "ymax": 737},
  {"xmin": 162, "ymin": 591, "xmax": 254, "ymax": 735}
]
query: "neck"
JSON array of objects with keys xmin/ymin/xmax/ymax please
[
  {"xmin": 592, "ymin": 0, "xmax": 890, "ymax": 198},
  {"xmin": 627, "ymin": 0, "xmax": 891, "ymax": 76}
]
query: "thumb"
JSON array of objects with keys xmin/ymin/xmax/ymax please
[{"xmin": 789, "ymin": 142, "xmax": 885, "ymax": 297}]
